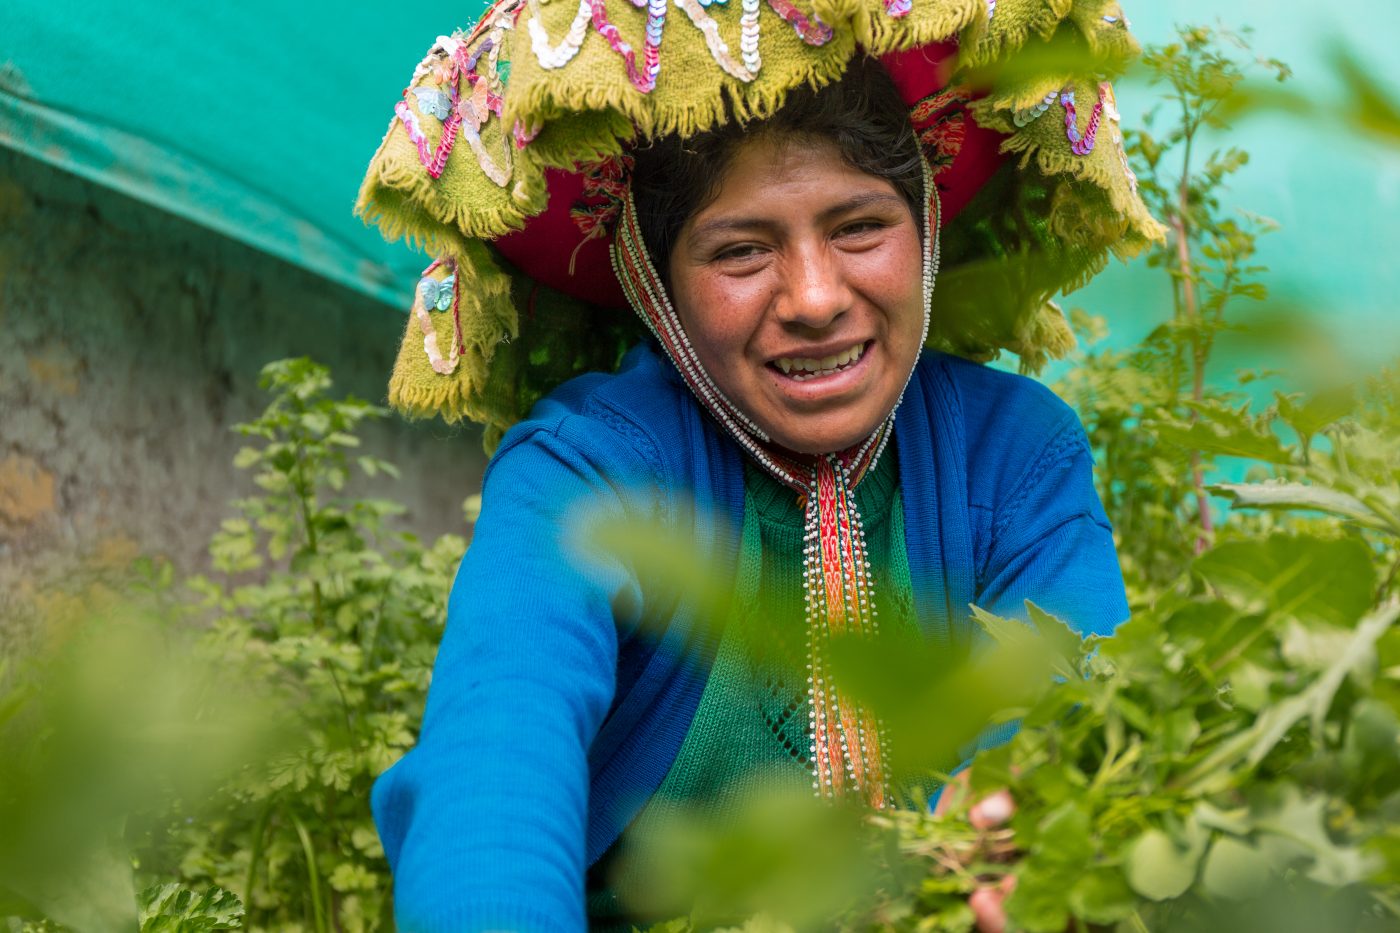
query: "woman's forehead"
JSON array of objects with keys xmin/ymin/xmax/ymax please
[{"xmin": 681, "ymin": 138, "xmax": 908, "ymax": 234}]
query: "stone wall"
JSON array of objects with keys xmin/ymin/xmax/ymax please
[{"xmin": 0, "ymin": 148, "xmax": 486, "ymax": 611}]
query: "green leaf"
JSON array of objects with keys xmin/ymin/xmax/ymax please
[
  {"xmin": 300, "ymin": 411, "xmax": 331, "ymax": 435},
  {"xmin": 1249, "ymin": 784, "xmax": 1381, "ymax": 887},
  {"xmin": 138, "ymin": 884, "xmax": 244, "ymax": 931},
  {"xmin": 328, "ymin": 862, "xmax": 377, "ymax": 893},
  {"xmin": 1232, "ymin": 658, "xmax": 1276, "ymax": 708},
  {"xmin": 1201, "ymin": 837, "xmax": 1272, "ymax": 901},
  {"xmin": 1004, "ymin": 865, "xmax": 1073, "ymax": 933},
  {"xmin": 1211, "ymin": 481, "xmax": 1396, "ymax": 535},
  {"xmin": 1192, "ymin": 534, "xmax": 1377, "ymax": 629},
  {"xmin": 1179, "ymin": 601, "xmax": 1400, "ymax": 790},
  {"xmin": 1246, "ymin": 602, "xmax": 1398, "ymax": 766},
  {"xmin": 1154, "ymin": 401, "xmax": 1292, "ymax": 464},
  {"xmin": 969, "ymin": 605, "xmax": 1038, "ymax": 650},
  {"xmin": 1282, "ymin": 622, "xmax": 1375, "ymax": 685},
  {"xmin": 1161, "ymin": 707, "xmax": 1202, "ymax": 757},
  {"xmin": 1192, "ymin": 801, "xmax": 1253, "ymax": 837},
  {"xmin": 1275, "ymin": 386, "xmax": 1356, "ymax": 443},
  {"xmin": 350, "ymin": 826, "xmax": 385, "ymax": 859},
  {"xmin": 1124, "ymin": 829, "xmax": 1202, "ymax": 901},
  {"xmin": 1033, "ymin": 802, "xmax": 1093, "ymax": 866},
  {"xmin": 5, "ymin": 834, "xmax": 139, "ymax": 933},
  {"xmin": 1340, "ymin": 698, "xmax": 1400, "ymax": 790},
  {"xmin": 1024, "ymin": 603, "xmax": 1088, "ymax": 681},
  {"xmin": 1067, "ymin": 868, "xmax": 1137, "ymax": 925}
]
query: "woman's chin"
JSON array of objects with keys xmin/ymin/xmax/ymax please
[{"xmin": 757, "ymin": 406, "xmax": 892, "ymax": 456}]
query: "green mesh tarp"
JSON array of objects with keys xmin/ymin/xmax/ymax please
[{"xmin": 0, "ymin": 2, "xmax": 490, "ymax": 305}]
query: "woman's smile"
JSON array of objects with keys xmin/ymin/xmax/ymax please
[
  {"xmin": 668, "ymin": 136, "xmax": 925, "ymax": 454},
  {"xmin": 766, "ymin": 338, "xmax": 875, "ymax": 407},
  {"xmin": 770, "ymin": 339, "xmax": 867, "ymax": 379}
]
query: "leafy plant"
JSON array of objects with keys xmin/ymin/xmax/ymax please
[
  {"xmin": 0, "ymin": 550, "xmax": 272, "ymax": 933},
  {"xmin": 143, "ymin": 359, "xmax": 466, "ymax": 932},
  {"xmin": 1057, "ymin": 24, "xmax": 1292, "ymax": 602},
  {"xmin": 915, "ymin": 510, "xmax": 1397, "ymax": 931}
]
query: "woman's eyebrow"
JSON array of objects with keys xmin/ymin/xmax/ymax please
[
  {"xmin": 689, "ymin": 192, "xmax": 907, "ymax": 241},
  {"xmin": 816, "ymin": 191, "xmax": 908, "ymax": 220}
]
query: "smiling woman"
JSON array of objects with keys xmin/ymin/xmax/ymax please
[
  {"xmin": 663, "ymin": 137, "xmax": 925, "ymax": 453},
  {"xmin": 357, "ymin": 2, "xmax": 1158, "ymax": 929},
  {"xmin": 641, "ymin": 68, "xmax": 927, "ymax": 454}
]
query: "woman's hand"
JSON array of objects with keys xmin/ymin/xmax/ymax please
[{"xmin": 933, "ymin": 771, "xmax": 1017, "ymax": 933}]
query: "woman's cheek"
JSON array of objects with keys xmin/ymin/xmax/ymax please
[
  {"xmin": 858, "ymin": 242, "xmax": 923, "ymax": 307},
  {"xmin": 694, "ymin": 275, "xmax": 771, "ymax": 339}
]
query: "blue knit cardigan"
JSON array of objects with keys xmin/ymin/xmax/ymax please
[{"xmin": 371, "ymin": 343, "xmax": 1128, "ymax": 932}]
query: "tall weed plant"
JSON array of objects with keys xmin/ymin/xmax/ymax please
[{"xmin": 163, "ymin": 360, "xmax": 466, "ymax": 931}]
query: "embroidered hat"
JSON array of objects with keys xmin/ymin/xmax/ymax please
[{"xmin": 357, "ymin": 0, "xmax": 1163, "ymax": 447}]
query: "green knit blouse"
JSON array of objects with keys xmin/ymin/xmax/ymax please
[{"xmin": 586, "ymin": 451, "xmax": 915, "ymax": 929}]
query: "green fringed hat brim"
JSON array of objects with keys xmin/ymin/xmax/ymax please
[{"xmin": 358, "ymin": 0, "xmax": 1164, "ymax": 447}]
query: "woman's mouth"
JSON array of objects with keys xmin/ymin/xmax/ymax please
[{"xmin": 770, "ymin": 341, "xmax": 869, "ymax": 381}]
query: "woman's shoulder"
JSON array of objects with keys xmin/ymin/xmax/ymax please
[
  {"xmin": 921, "ymin": 352, "xmax": 1081, "ymax": 437},
  {"xmin": 488, "ymin": 341, "xmax": 709, "ymax": 488},
  {"xmin": 915, "ymin": 351, "xmax": 1090, "ymax": 507}
]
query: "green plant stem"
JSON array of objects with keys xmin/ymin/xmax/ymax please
[
  {"xmin": 292, "ymin": 813, "xmax": 330, "ymax": 933},
  {"xmin": 1173, "ymin": 162, "xmax": 1214, "ymax": 556},
  {"xmin": 292, "ymin": 434, "xmax": 327, "ymax": 631},
  {"xmin": 288, "ymin": 428, "xmax": 359, "ymax": 747},
  {"xmin": 323, "ymin": 659, "xmax": 358, "ymax": 746},
  {"xmin": 243, "ymin": 797, "xmax": 275, "ymax": 923}
]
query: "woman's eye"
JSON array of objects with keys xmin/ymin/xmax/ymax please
[
  {"xmin": 837, "ymin": 220, "xmax": 886, "ymax": 238},
  {"xmin": 714, "ymin": 244, "xmax": 765, "ymax": 261}
]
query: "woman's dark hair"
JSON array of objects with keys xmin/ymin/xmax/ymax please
[{"xmin": 629, "ymin": 56, "xmax": 924, "ymax": 279}]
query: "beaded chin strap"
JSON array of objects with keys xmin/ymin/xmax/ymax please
[{"xmin": 611, "ymin": 158, "xmax": 941, "ymax": 808}]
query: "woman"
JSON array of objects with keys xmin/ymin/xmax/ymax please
[{"xmin": 358, "ymin": 1, "xmax": 1159, "ymax": 929}]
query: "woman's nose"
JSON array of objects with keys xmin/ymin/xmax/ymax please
[{"xmin": 777, "ymin": 245, "xmax": 852, "ymax": 330}]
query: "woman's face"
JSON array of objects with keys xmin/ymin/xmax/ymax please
[{"xmin": 668, "ymin": 136, "xmax": 925, "ymax": 455}]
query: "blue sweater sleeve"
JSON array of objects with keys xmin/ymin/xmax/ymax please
[
  {"xmin": 371, "ymin": 420, "xmax": 650, "ymax": 933},
  {"xmin": 956, "ymin": 418, "xmax": 1127, "ymax": 762},
  {"xmin": 975, "ymin": 421, "xmax": 1128, "ymax": 638}
]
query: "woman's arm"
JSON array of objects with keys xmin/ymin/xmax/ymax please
[
  {"xmin": 975, "ymin": 421, "xmax": 1128, "ymax": 638},
  {"xmin": 372, "ymin": 424, "xmax": 649, "ymax": 933}
]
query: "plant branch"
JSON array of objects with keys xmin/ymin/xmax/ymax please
[{"xmin": 1172, "ymin": 100, "xmax": 1215, "ymax": 555}]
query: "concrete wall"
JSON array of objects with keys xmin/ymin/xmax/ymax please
[{"xmin": 0, "ymin": 148, "xmax": 486, "ymax": 612}]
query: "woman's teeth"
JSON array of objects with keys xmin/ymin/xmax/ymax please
[{"xmin": 773, "ymin": 343, "xmax": 865, "ymax": 380}]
